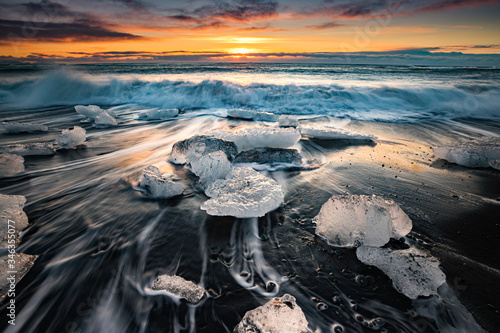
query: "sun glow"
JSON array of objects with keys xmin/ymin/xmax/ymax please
[{"xmin": 230, "ymin": 48, "xmax": 253, "ymax": 54}]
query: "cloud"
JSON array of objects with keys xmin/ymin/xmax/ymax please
[{"xmin": 304, "ymin": 21, "xmax": 343, "ymax": 30}]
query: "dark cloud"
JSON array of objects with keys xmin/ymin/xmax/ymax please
[
  {"xmin": 0, "ymin": 19, "xmax": 142, "ymax": 42},
  {"xmin": 304, "ymin": 21, "xmax": 343, "ymax": 30},
  {"xmin": 177, "ymin": 0, "xmax": 278, "ymax": 22}
]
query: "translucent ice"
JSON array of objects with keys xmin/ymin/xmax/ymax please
[
  {"xmin": 75, "ymin": 105, "xmax": 117, "ymax": 125},
  {"xmin": 95, "ymin": 112, "xmax": 118, "ymax": 126},
  {"xmin": 201, "ymin": 166, "xmax": 284, "ymax": 218},
  {"xmin": 137, "ymin": 109, "xmax": 179, "ymax": 120},
  {"xmin": 210, "ymin": 127, "xmax": 301, "ymax": 152},
  {"xmin": 0, "ymin": 122, "xmax": 48, "ymax": 134},
  {"xmin": 169, "ymin": 135, "xmax": 238, "ymax": 164},
  {"xmin": 138, "ymin": 166, "xmax": 184, "ymax": 199},
  {"xmin": 299, "ymin": 125, "xmax": 377, "ymax": 140},
  {"xmin": 233, "ymin": 294, "xmax": 311, "ymax": 333},
  {"xmin": 150, "ymin": 275, "xmax": 205, "ymax": 304},
  {"xmin": 0, "ymin": 142, "xmax": 55, "ymax": 156},
  {"xmin": 55, "ymin": 126, "xmax": 86, "ymax": 149},
  {"xmin": 434, "ymin": 137, "xmax": 500, "ymax": 168},
  {"xmin": 189, "ymin": 151, "xmax": 232, "ymax": 189},
  {"xmin": 234, "ymin": 148, "xmax": 302, "ymax": 165},
  {"xmin": 356, "ymin": 246, "xmax": 446, "ymax": 299},
  {"xmin": 0, "ymin": 153, "xmax": 24, "ymax": 177},
  {"xmin": 278, "ymin": 115, "xmax": 299, "ymax": 128},
  {"xmin": 227, "ymin": 109, "xmax": 277, "ymax": 122},
  {"xmin": 313, "ymin": 195, "xmax": 412, "ymax": 248},
  {"xmin": 0, "ymin": 193, "xmax": 28, "ymax": 247}
]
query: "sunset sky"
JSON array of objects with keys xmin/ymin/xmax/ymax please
[{"xmin": 1, "ymin": 0, "xmax": 500, "ymax": 64}]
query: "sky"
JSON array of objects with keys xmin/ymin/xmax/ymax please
[{"xmin": 0, "ymin": 0, "xmax": 500, "ymax": 65}]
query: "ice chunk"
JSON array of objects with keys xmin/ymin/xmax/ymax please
[
  {"xmin": 434, "ymin": 138, "xmax": 500, "ymax": 168},
  {"xmin": 201, "ymin": 166, "xmax": 284, "ymax": 218},
  {"xmin": 0, "ymin": 153, "xmax": 24, "ymax": 177},
  {"xmin": 210, "ymin": 127, "xmax": 301, "ymax": 152},
  {"xmin": 138, "ymin": 165, "xmax": 184, "ymax": 199},
  {"xmin": 278, "ymin": 115, "xmax": 299, "ymax": 128},
  {"xmin": 138, "ymin": 109, "xmax": 179, "ymax": 120},
  {"xmin": 0, "ymin": 194, "xmax": 28, "ymax": 247},
  {"xmin": 95, "ymin": 112, "xmax": 118, "ymax": 126},
  {"xmin": 356, "ymin": 246, "xmax": 446, "ymax": 299},
  {"xmin": 0, "ymin": 142, "xmax": 55, "ymax": 156},
  {"xmin": 0, "ymin": 253, "xmax": 37, "ymax": 302},
  {"xmin": 189, "ymin": 151, "xmax": 232, "ymax": 189},
  {"xmin": 150, "ymin": 275, "xmax": 205, "ymax": 303},
  {"xmin": 233, "ymin": 294, "xmax": 311, "ymax": 333},
  {"xmin": 313, "ymin": 195, "xmax": 412, "ymax": 248},
  {"xmin": 299, "ymin": 125, "xmax": 377, "ymax": 140},
  {"xmin": 0, "ymin": 122, "xmax": 48, "ymax": 134},
  {"xmin": 489, "ymin": 159, "xmax": 500, "ymax": 170},
  {"xmin": 227, "ymin": 109, "xmax": 277, "ymax": 122},
  {"xmin": 74, "ymin": 105, "xmax": 107, "ymax": 120},
  {"xmin": 55, "ymin": 126, "xmax": 86, "ymax": 149},
  {"xmin": 234, "ymin": 148, "xmax": 302, "ymax": 165},
  {"xmin": 169, "ymin": 135, "xmax": 238, "ymax": 164}
]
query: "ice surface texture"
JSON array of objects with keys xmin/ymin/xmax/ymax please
[
  {"xmin": 138, "ymin": 166, "xmax": 184, "ymax": 199},
  {"xmin": 75, "ymin": 105, "xmax": 117, "ymax": 126},
  {"xmin": 0, "ymin": 153, "xmax": 24, "ymax": 177},
  {"xmin": 313, "ymin": 195, "xmax": 412, "ymax": 248},
  {"xmin": 278, "ymin": 115, "xmax": 299, "ymax": 128},
  {"xmin": 435, "ymin": 137, "xmax": 500, "ymax": 168},
  {"xmin": 0, "ymin": 122, "xmax": 48, "ymax": 134},
  {"xmin": 151, "ymin": 275, "xmax": 205, "ymax": 303},
  {"xmin": 227, "ymin": 109, "xmax": 277, "ymax": 122},
  {"xmin": 0, "ymin": 142, "xmax": 55, "ymax": 156},
  {"xmin": 299, "ymin": 125, "xmax": 377, "ymax": 140},
  {"xmin": 137, "ymin": 109, "xmax": 179, "ymax": 120},
  {"xmin": 356, "ymin": 246, "xmax": 446, "ymax": 299},
  {"xmin": 169, "ymin": 135, "xmax": 238, "ymax": 164},
  {"xmin": 233, "ymin": 294, "xmax": 311, "ymax": 333},
  {"xmin": 55, "ymin": 126, "xmax": 86, "ymax": 149},
  {"xmin": 210, "ymin": 127, "xmax": 301, "ymax": 152},
  {"xmin": 189, "ymin": 151, "xmax": 232, "ymax": 189},
  {"xmin": 201, "ymin": 167, "xmax": 284, "ymax": 218},
  {"xmin": 234, "ymin": 148, "xmax": 302, "ymax": 165}
]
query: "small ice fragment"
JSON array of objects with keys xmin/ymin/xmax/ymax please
[
  {"xmin": 0, "ymin": 142, "xmax": 55, "ymax": 156},
  {"xmin": 95, "ymin": 112, "xmax": 118, "ymax": 126},
  {"xmin": 0, "ymin": 193, "xmax": 29, "ymax": 247},
  {"xmin": 233, "ymin": 294, "xmax": 311, "ymax": 333},
  {"xmin": 234, "ymin": 148, "xmax": 302, "ymax": 165},
  {"xmin": 75, "ymin": 105, "xmax": 107, "ymax": 120},
  {"xmin": 138, "ymin": 165, "xmax": 184, "ymax": 199},
  {"xmin": 299, "ymin": 125, "xmax": 377, "ymax": 140},
  {"xmin": 434, "ymin": 138, "xmax": 500, "ymax": 168},
  {"xmin": 313, "ymin": 195, "xmax": 412, "ymax": 248},
  {"xmin": 169, "ymin": 135, "xmax": 238, "ymax": 164},
  {"xmin": 228, "ymin": 109, "xmax": 277, "ymax": 122},
  {"xmin": 0, "ymin": 122, "xmax": 48, "ymax": 134},
  {"xmin": 201, "ymin": 166, "xmax": 284, "ymax": 218},
  {"xmin": 489, "ymin": 159, "xmax": 500, "ymax": 170},
  {"xmin": 188, "ymin": 151, "xmax": 232, "ymax": 189},
  {"xmin": 0, "ymin": 253, "xmax": 37, "ymax": 302},
  {"xmin": 210, "ymin": 127, "xmax": 301, "ymax": 152},
  {"xmin": 150, "ymin": 275, "xmax": 205, "ymax": 304},
  {"xmin": 55, "ymin": 126, "xmax": 86, "ymax": 149},
  {"xmin": 138, "ymin": 109, "xmax": 179, "ymax": 120},
  {"xmin": 278, "ymin": 115, "xmax": 299, "ymax": 128},
  {"xmin": 356, "ymin": 246, "xmax": 446, "ymax": 299},
  {"xmin": 0, "ymin": 153, "xmax": 24, "ymax": 177}
]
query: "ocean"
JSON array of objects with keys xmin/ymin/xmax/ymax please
[{"xmin": 0, "ymin": 63, "xmax": 499, "ymax": 333}]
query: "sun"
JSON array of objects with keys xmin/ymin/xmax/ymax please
[{"xmin": 230, "ymin": 48, "xmax": 252, "ymax": 54}]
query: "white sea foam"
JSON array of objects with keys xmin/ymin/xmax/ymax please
[
  {"xmin": 55, "ymin": 126, "xmax": 86, "ymax": 149},
  {"xmin": 210, "ymin": 127, "xmax": 301, "ymax": 152}
]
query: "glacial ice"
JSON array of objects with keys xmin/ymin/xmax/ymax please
[
  {"xmin": 234, "ymin": 148, "xmax": 302, "ymax": 165},
  {"xmin": 0, "ymin": 122, "xmax": 48, "ymax": 134},
  {"xmin": 313, "ymin": 195, "xmax": 413, "ymax": 248},
  {"xmin": 188, "ymin": 151, "xmax": 232, "ymax": 189},
  {"xmin": 201, "ymin": 166, "xmax": 285, "ymax": 218},
  {"xmin": 138, "ymin": 109, "xmax": 179, "ymax": 120},
  {"xmin": 150, "ymin": 275, "xmax": 205, "ymax": 304},
  {"xmin": 299, "ymin": 125, "xmax": 377, "ymax": 140},
  {"xmin": 169, "ymin": 135, "xmax": 238, "ymax": 164},
  {"xmin": 227, "ymin": 109, "xmax": 277, "ymax": 122},
  {"xmin": 210, "ymin": 127, "xmax": 301, "ymax": 152},
  {"xmin": 0, "ymin": 142, "xmax": 55, "ymax": 156},
  {"xmin": 0, "ymin": 193, "xmax": 28, "ymax": 248},
  {"xmin": 278, "ymin": 115, "xmax": 299, "ymax": 128},
  {"xmin": 489, "ymin": 159, "xmax": 500, "ymax": 170},
  {"xmin": 55, "ymin": 126, "xmax": 86, "ymax": 149},
  {"xmin": 233, "ymin": 294, "xmax": 311, "ymax": 333},
  {"xmin": 138, "ymin": 165, "xmax": 184, "ymax": 199},
  {"xmin": 95, "ymin": 112, "xmax": 118, "ymax": 126},
  {"xmin": 0, "ymin": 153, "xmax": 24, "ymax": 177},
  {"xmin": 75, "ymin": 105, "xmax": 117, "ymax": 125},
  {"xmin": 434, "ymin": 137, "xmax": 500, "ymax": 168},
  {"xmin": 356, "ymin": 246, "xmax": 446, "ymax": 299}
]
